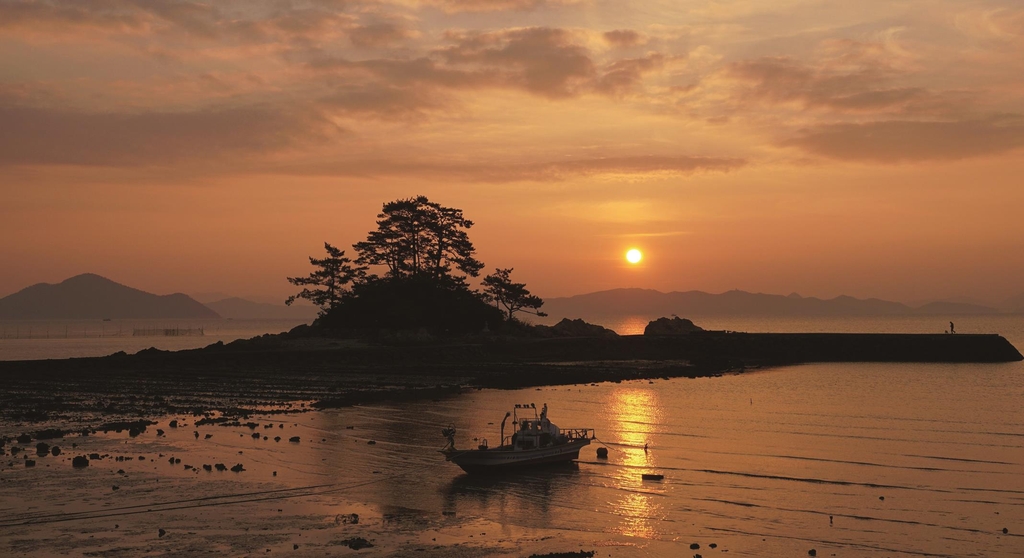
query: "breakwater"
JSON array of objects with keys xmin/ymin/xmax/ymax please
[{"xmin": 0, "ymin": 331, "xmax": 1017, "ymax": 425}]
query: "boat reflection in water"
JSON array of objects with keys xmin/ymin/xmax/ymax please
[
  {"xmin": 440, "ymin": 464, "xmax": 582, "ymax": 521},
  {"xmin": 440, "ymin": 403, "xmax": 594, "ymax": 474}
]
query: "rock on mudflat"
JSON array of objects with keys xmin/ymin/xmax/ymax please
[
  {"xmin": 16, "ymin": 434, "xmax": 32, "ymax": 444},
  {"xmin": 289, "ymin": 436, "xmax": 300, "ymax": 443},
  {"xmin": 231, "ymin": 463, "xmax": 244, "ymax": 473},
  {"xmin": 72, "ymin": 456, "xmax": 89, "ymax": 468},
  {"xmin": 215, "ymin": 463, "xmax": 227, "ymax": 471},
  {"xmin": 808, "ymin": 549, "xmax": 817, "ymax": 557},
  {"xmin": 524, "ymin": 548, "xmax": 598, "ymax": 552},
  {"xmin": 36, "ymin": 443, "xmax": 50, "ymax": 457},
  {"xmin": 159, "ymin": 528, "xmax": 166, "ymax": 538},
  {"xmin": 339, "ymin": 537, "xmax": 373, "ymax": 550},
  {"xmin": 51, "ymin": 446, "xmax": 61, "ymax": 456},
  {"xmin": 25, "ymin": 459, "xmax": 36, "ymax": 467},
  {"xmin": 203, "ymin": 464, "xmax": 212, "ymax": 471}
]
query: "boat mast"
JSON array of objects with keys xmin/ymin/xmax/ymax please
[{"xmin": 499, "ymin": 411, "xmax": 511, "ymax": 447}]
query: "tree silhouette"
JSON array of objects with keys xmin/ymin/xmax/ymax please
[
  {"xmin": 353, "ymin": 196, "xmax": 483, "ymax": 283},
  {"xmin": 482, "ymin": 268, "xmax": 547, "ymax": 321},
  {"xmin": 286, "ymin": 243, "xmax": 367, "ymax": 314}
]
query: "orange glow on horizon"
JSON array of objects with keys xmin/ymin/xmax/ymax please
[{"xmin": 1, "ymin": 2, "xmax": 1022, "ymax": 303}]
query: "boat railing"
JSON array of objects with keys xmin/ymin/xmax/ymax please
[
  {"xmin": 500, "ymin": 427, "xmax": 594, "ymax": 447},
  {"xmin": 561, "ymin": 428, "xmax": 595, "ymax": 441}
]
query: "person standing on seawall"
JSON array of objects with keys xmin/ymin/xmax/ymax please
[{"xmin": 950, "ymin": 321, "xmax": 955, "ymax": 334}]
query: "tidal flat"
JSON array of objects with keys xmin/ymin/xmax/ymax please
[{"xmin": 2, "ymin": 361, "xmax": 1022, "ymax": 557}]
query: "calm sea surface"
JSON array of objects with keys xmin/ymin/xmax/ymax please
[
  {"xmin": 1, "ymin": 315, "xmax": 1021, "ymax": 556},
  {"xmin": 319, "ymin": 358, "xmax": 1024, "ymax": 556},
  {"xmin": 286, "ymin": 315, "xmax": 1024, "ymax": 555},
  {"xmin": 0, "ymin": 318, "xmax": 310, "ymax": 361}
]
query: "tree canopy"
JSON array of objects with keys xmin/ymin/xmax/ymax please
[
  {"xmin": 285, "ymin": 243, "xmax": 366, "ymax": 315},
  {"xmin": 482, "ymin": 268, "xmax": 547, "ymax": 321},
  {"xmin": 288, "ymin": 197, "xmax": 546, "ymax": 336},
  {"xmin": 353, "ymin": 196, "xmax": 483, "ymax": 283}
]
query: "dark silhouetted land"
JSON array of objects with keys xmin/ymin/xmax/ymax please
[
  {"xmin": 0, "ymin": 329, "xmax": 1018, "ymax": 428},
  {"xmin": 0, "ymin": 273, "xmax": 219, "ymax": 320}
]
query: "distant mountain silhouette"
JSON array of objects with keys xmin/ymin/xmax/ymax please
[
  {"xmin": 542, "ymin": 288, "xmax": 1001, "ymax": 318},
  {"xmin": 0, "ymin": 274, "xmax": 220, "ymax": 320},
  {"xmin": 205, "ymin": 297, "xmax": 318, "ymax": 320},
  {"xmin": 1002, "ymin": 293, "xmax": 1024, "ymax": 314}
]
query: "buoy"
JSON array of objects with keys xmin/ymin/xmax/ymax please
[
  {"xmin": 596, "ymin": 447, "xmax": 609, "ymax": 458},
  {"xmin": 641, "ymin": 473, "xmax": 664, "ymax": 481}
]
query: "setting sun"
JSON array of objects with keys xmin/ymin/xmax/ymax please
[{"xmin": 626, "ymin": 249, "xmax": 643, "ymax": 264}]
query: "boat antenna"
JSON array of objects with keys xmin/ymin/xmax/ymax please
[{"xmin": 500, "ymin": 411, "xmax": 511, "ymax": 447}]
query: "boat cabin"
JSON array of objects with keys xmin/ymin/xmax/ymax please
[{"xmin": 502, "ymin": 403, "xmax": 592, "ymax": 451}]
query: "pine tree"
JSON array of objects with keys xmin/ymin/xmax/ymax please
[
  {"xmin": 481, "ymin": 268, "xmax": 547, "ymax": 321},
  {"xmin": 285, "ymin": 243, "xmax": 367, "ymax": 314},
  {"xmin": 353, "ymin": 196, "xmax": 483, "ymax": 283}
]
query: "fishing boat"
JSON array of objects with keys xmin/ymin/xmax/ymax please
[{"xmin": 440, "ymin": 403, "xmax": 594, "ymax": 474}]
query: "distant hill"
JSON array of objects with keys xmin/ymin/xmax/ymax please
[
  {"xmin": 205, "ymin": 297, "xmax": 319, "ymax": 320},
  {"xmin": 541, "ymin": 288, "xmax": 1001, "ymax": 319},
  {"xmin": 0, "ymin": 274, "xmax": 220, "ymax": 320},
  {"xmin": 1003, "ymin": 293, "xmax": 1024, "ymax": 314}
]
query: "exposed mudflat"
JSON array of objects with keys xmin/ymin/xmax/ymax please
[{"xmin": 0, "ymin": 405, "xmax": 612, "ymax": 557}]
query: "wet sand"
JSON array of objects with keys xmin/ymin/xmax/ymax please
[
  {"xmin": 3, "ymin": 362, "xmax": 1022, "ymax": 557},
  {"xmin": 1, "ymin": 333, "xmax": 1021, "ymax": 556},
  {"xmin": 0, "ymin": 407, "xmax": 616, "ymax": 557}
]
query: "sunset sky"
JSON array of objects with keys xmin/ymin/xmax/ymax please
[{"xmin": 2, "ymin": 0, "xmax": 1023, "ymax": 304}]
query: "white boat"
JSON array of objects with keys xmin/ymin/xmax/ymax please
[{"xmin": 440, "ymin": 403, "xmax": 593, "ymax": 474}]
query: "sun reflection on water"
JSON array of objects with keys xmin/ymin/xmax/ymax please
[{"xmin": 608, "ymin": 387, "xmax": 664, "ymax": 539}]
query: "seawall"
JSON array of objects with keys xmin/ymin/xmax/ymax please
[{"xmin": 494, "ymin": 332, "xmax": 1024, "ymax": 365}]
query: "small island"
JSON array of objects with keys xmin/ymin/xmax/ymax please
[{"xmin": 0, "ymin": 196, "xmax": 1019, "ymax": 429}]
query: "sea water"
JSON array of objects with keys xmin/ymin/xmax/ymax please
[
  {"xmin": 1, "ymin": 315, "xmax": 1021, "ymax": 556},
  {"xmin": 308, "ymin": 356, "xmax": 1024, "ymax": 556},
  {"xmin": 0, "ymin": 318, "xmax": 310, "ymax": 361}
]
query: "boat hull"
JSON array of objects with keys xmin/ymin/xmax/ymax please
[{"xmin": 444, "ymin": 439, "xmax": 590, "ymax": 474}]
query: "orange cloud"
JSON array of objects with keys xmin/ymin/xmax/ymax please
[
  {"xmin": 418, "ymin": 0, "xmax": 582, "ymax": 13},
  {"xmin": 0, "ymin": 103, "xmax": 334, "ymax": 166},
  {"xmin": 725, "ymin": 56, "xmax": 935, "ymax": 114},
  {"xmin": 603, "ymin": 29, "xmax": 646, "ymax": 48},
  {"xmin": 786, "ymin": 117, "xmax": 1024, "ymax": 162},
  {"xmin": 437, "ymin": 27, "xmax": 595, "ymax": 98}
]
